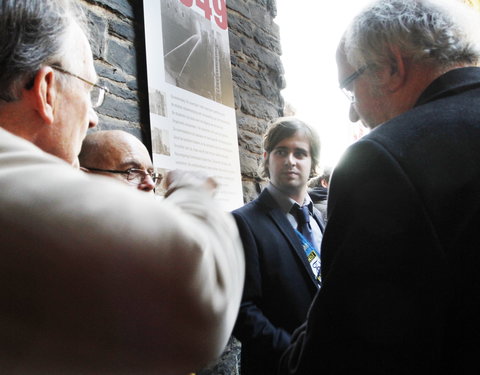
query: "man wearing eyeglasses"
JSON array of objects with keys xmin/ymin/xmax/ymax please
[
  {"xmin": 0, "ymin": 1, "xmax": 244, "ymax": 374},
  {"xmin": 280, "ymin": 0, "xmax": 480, "ymax": 374},
  {"xmin": 79, "ymin": 130, "xmax": 159, "ymax": 193}
]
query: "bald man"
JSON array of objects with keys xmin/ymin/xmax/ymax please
[{"xmin": 79, "ymin": 130, "xmax": 158, "ymax": 192}]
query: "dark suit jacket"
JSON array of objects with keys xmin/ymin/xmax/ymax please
[
  {"xmin": 279, "ymin": 67, "xmax": 480, "ymax": 375},
  {"xmin": 232, "ymin": 188, "xmax": 324, "ymax": 375}
]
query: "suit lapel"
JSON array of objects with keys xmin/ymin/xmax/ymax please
[{"xmin": 258, "ymin": 190, "xmax": 320, "ymax": 287}]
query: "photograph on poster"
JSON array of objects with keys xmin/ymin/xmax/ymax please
[
  {"xmin": 148, "ymin": 88, "xmax": 168, "ymax": 117},
  {"xmin": 161, "ymin": 0, "xmax": 234, "ymax": 107},
  {"xmin": 152, "ymin": 127, "xmax": 171, "ymax": 156}
]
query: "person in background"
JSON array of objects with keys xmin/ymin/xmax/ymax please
[
  {"xmin": 232, "ymin": 117, "xmax": 324, "ymax": 375},
  {"xmin": 307, "ymin": 167, "xmax": 331, "ymax": 220},
  {"xmin": 279, "ymin": 0, "xmax": 480, "ymax": 374},
  {"xmin": 0, "ymin": 1, "xmax": 244, "ymax": 373},
  {"xmin": 79, "ymin": 130, "xmax": 159, "ymax": 193}
]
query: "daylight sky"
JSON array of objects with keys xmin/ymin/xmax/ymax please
[
  {"xmin": 275, "ymin": 0, "xmax": 480, "ymax": 168},
  {"xmin": 275, "ymin": 0, "xmax": 372, "ymax": 168}
]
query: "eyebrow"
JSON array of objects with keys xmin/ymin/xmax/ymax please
[
  {"xmin": 117, "ymin": 160, "xmax": 141, "ymax": 170},
  {"xmin": 118, "ymin": 159, "xmax": 154, "ymax": 172},
  {"xmin": 273, "ymin": 146, "xmax": 309, "ymax": 153}
]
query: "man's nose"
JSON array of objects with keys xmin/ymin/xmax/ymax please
[
  {"xmin": 89, "ymin": 107, "xmax": 99, "ymax": 129},
  {"xmin": 138, "ymin": 174, "xmax": 155, "ymax": 193},
  {"xmin": 286, "ymin": 153, "xmax": 296, "ymax": 166},
  {"xmin": 349, "ymin": 103, "xmax": 360, "ymax": 123}
]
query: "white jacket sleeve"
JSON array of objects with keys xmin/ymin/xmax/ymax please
[{"xmin": 0, "ymin": 128, "xmax": 245, "ymax": 374}]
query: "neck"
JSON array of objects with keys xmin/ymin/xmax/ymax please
[
  {"xmin": 270, "ymin": 182, "xmax": 307, "ymax": 205},
  {"xmin": 0, "ymin": 102, "xmax": 38, "ymax": 143},
  {"xmin": 395, "ymin": 62, "xmax": 470, "ymax": 116},
  {"xmin": 291, "ymin": 192, "xmax": 307, "ymax": 206}
]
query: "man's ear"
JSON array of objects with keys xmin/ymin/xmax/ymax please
[
  {"xmin": 30, "ymin": 66, "xmax": 56, "ymax": 125},
  {"xmin": 385, "ymin": 45, "xmax": 407, "ymax": 92}
]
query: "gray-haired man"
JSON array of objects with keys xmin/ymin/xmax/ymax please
[{"xmin": 280, "ymin": 0, "xmax": 480, "ymax": 374}]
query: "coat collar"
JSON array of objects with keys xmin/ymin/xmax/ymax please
[{"xmin": 415, "ymin": 67, "xmax": 480, "ymax": 107}]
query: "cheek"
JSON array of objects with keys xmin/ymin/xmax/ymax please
[
  {"xmin": 304, "ymin": 160, "xmax": 312, "ymax": 175},
  {"xmin": 268, "ymin": 155, "xmax": 281, "ymax": 169}
]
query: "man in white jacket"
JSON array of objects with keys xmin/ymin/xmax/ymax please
[{"xmin": 0, "ymin": 1, "xmax": 244, "ymax": 374}]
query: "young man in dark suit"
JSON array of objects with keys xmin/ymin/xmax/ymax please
[
  {"xmin": 232, "ymin": 117, "xmax": 324, "ymax": 375},
  {"xmin": 279, "ymin": 0, "xmax": 480, "ymax": 374}
]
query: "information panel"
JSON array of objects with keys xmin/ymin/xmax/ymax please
[{"xmin": 143, "ymin": 0, "xmax": 243, "ymax": 210}]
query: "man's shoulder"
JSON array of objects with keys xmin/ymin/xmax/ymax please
[
  {"xmin": 233, "ymin": 195, "xmax": 265, "ymax": 216},
  {"xmin": 232, "ymin": 190, "xmax": 277, "ymax": 218}
]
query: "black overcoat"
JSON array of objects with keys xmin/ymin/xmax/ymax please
[{"xmin": 279, "ymin": 67, "xmax": 480, "ymax": 375}]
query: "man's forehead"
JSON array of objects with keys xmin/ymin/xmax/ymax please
[
  {"xmin": 116, "ymin": 142, "xmax": 153, "ymax": 170},
  {"xmin": 64, "ymin": 21, "xmax": 96, "ymax": 80}
]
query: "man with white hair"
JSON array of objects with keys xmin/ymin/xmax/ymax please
[
  {"xmin": 0, "ymin": 1, "xmax": 244, "ymax": 373},
  {"xmin": 280, "ymin": 0, "xmax": 480, "ymax": 374}
]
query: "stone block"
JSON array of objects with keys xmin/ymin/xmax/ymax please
[
  {"xmin": 86, "ymin": 10, "xmax": 108, "ymax": 59},
  {"xmin": 238, "ymin": 151, "xmax": 261, "ymax": 176},
  {"xmin": 238, "ymin": 129, "xmax": 263, "ymax": 153},
  {"xmin": 197, "ymin": 336, "xmax": 241, "ymax": 375},
  {"xmin": 105, "ymin": 82, "xmax": 138, "ymax": 101},
  {"xmin": 92, "ymin": 0, "xmax": 134, "ymax": 19},
  {"xmin": 227, "ymin": 13, "xmax": 254, "ymax": 38},
  {"xmin": 106, "ymin": 38, "xmax": 137, "ymax": 76},
  {"xmin": 240, "ymin": 179, "xmax": 261, "ymax": 202},
  {"xmin": 98, "ymin": 96, "xmax": 140, "ymax": 123},
  {"xmin": 109, "ymin": 18, "xmax": 136, "ymax": 41},
  {"xmin": 240, "ymin": 91, "xmax": 281, "ymax": 119},
  {"xmin": 226, "ymin": 0, "xmax": 251, "ymax": 19},
  {"xmin": 96, "ymin": 63, "xmax": 128, "ymax": 84}
]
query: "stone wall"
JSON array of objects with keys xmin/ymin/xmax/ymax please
[
  {"xmin": 81, "ymin": 0, "xmax": 284, "ymax": 202},
  {"xmin": 82, "ymin": 0, "xmax": 148, "ymax": 141},
  {"xmin": 227, "ymin": 0, "xmax": 285, "ymax": 201}
]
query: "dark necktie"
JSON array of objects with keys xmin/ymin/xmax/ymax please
[{"xmin": 293, "ymin": 204, "xmax": 317, "ymax": 250}]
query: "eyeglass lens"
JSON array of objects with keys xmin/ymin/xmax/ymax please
[
  {"xmin": 91, "ymin": 86, "xmax": 105, "ymax": 108},
  {"xmin": 342, "ymin": 88, "xmax": 355, "ymax": 103},
  {"xmin": 126, "ymin": 169, "xmax": 162, "ymax": 186}
]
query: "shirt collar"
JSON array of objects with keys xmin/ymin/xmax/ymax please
[{"xmin": 266, "ymin": 183, "xmax": 313, "ymax": 215}]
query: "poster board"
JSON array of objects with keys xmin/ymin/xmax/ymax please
[{"xmin": 143, "ymin": 0, "xmax": 243, "ymax": 211}]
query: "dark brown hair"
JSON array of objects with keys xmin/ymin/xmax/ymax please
[{"xmin": 260, "ymin": 117, "xmax": 320, "ymax": 179}]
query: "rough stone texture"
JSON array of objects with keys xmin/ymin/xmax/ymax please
[
  {"xmin": 79, "ymin": 1, "xmax": 284, "ymax": 372},
  {"xmin": 197, "ymin": 337, "xmax": 242, "ymax": 375},
  {"xmin": 81, "ymin": 0, "xmax": 147, "ymax": 140}
]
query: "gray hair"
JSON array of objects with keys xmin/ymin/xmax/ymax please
[
  {"xmin": 343, "ymin": 0, "xmax": 480, "ymax": 71},
  {"xmin": 0, "ymin": 0, "xmax": 87, "ymax": 102},
  {"xmin": 260, "ymin": 117, "xmax": 320, "ymax": 179}
]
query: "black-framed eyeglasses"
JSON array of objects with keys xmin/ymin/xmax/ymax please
[
  {"xmin": 81, "ymin": 167, "xmax": 163, "ymax": 187},
  {"xmin": 339, "ymin": 65, "xmax": 367, "ymax": 103},
  {"xmin": 51, "ymin": 65, "xmax": 108, "ymax": 108}
]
